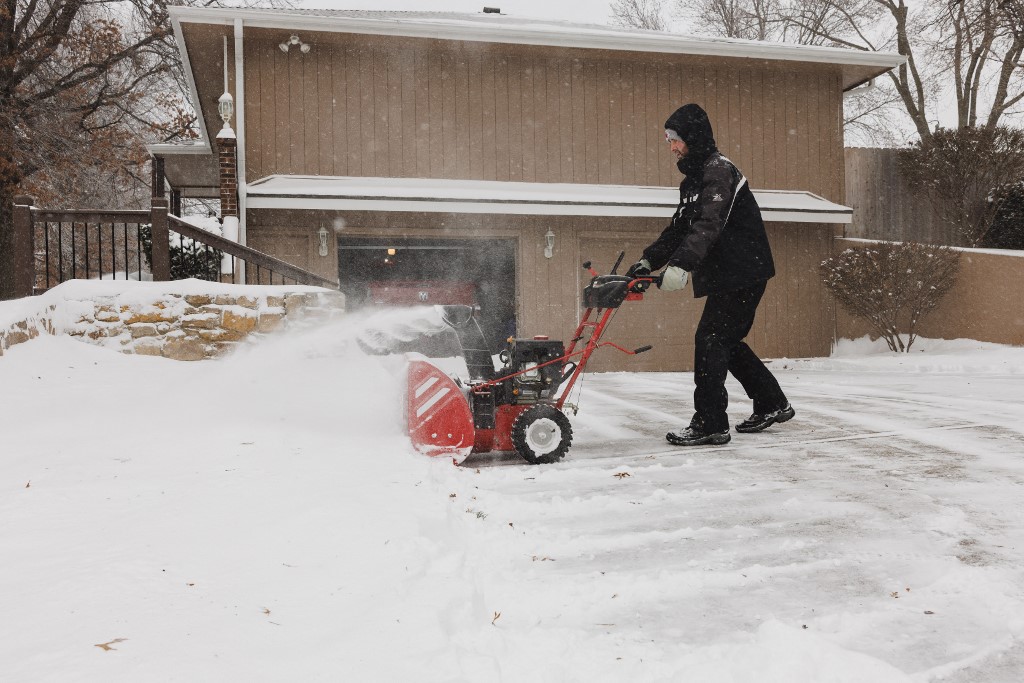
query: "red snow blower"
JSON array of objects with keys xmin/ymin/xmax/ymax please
[{"xmin": 406, "ymin": 252, "xmax": 662, "ymax": 465}]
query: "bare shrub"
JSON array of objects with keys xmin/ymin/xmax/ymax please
[
  {"xmin": 820, "ymin": 242, "xmax": 962, "ymax": 352},
  {"xmin": 898, "ymin": 126, "xmax": 1024, "ymax": 246}
]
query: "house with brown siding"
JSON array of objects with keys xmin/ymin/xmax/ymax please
[{"xmin": 151, "ymin": 7, "xmax": 903, "ymax": 371}]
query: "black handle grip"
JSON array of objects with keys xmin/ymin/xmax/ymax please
[
  {"xmin": 628, "ymin": 274, "xmax": 663, "ymax": 293},
  {"xmin": 634, "ymin": 345, "xmax": 653, "ymax": 354},
  {"xmin": 582, "ymin": 260, "xmax": 592, "ymax": 270}
]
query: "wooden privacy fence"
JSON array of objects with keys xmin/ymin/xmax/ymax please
[
  {"xmin": 844, "ymin": 148, "xmax": 966, "ymax": 247},
  {"xmin": 10, "ymin": 195, "xmax": 339, "ymax": 297}
]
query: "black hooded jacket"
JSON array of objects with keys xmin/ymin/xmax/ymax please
[{"xmin": 642, "ymin": 104, "xmax": 775, "ymax": 298}]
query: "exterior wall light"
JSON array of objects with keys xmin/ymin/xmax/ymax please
[
  {"xmin": 218, "ymin": 37, "xmax": 234, "ymax": 132},
  {"xmin": 544, "ymin": 228, "xmax": 555, "ymax": 258},
  {"xmin": 318, "ymin": 224, "xmax": 330, "ymax": 257},
  {"xmin": 218, "ymin": 91, "xmax": 234, "ymax": 131},
  {"xmin": 280, "ymin": 34, "xmax": 311, "ymax": 53}
]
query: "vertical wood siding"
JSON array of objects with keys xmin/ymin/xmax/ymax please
[
  {"xmin": 248, "ymin": 210, "xmax": 836, "ymax": 371},
  {"xmin": 236, "ymin": 30, "xmax": 844, "ymax": 201},
  {"xmin": 844, "ymin": 148, "xmax": 965, "ymax": 246}
]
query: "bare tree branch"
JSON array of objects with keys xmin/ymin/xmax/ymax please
[{"xmin": 611, "ymin": 0, "xmax": 667, "ymax": 31}]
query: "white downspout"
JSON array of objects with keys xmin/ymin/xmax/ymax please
[
  {"xmin": 843, "ymin": 77, "xmax": 876, "ymax": 97},
  {"xmin": 234, "ymin": 19, "xmax": 248, "ymax": 279}
]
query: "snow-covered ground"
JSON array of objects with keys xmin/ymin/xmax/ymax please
[{"xmin": 1, "ymin": 308, "xmax": 1023, "ymax": 682}]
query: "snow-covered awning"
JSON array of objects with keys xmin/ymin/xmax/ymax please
[{"xmin": 245, "ymin": 175, "xmax": 853, "ymax": 224}]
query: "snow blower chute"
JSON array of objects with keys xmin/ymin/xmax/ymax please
[{"xmin": 406, "ymin": 252, "xmax": 662, "ymax": 465}]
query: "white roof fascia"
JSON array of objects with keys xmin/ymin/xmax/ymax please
[
  {"xmin": 244, "ymin": 176, "xmax": 853, "ymax": 223},
  {"xmin": 171, "ymin": 14, "xmax": 211, "ymax": 149},
  {"xmin": 146, "ymin": 142, "xmax": 213, "ymax": 155},
  {"xmin": 167, "ymin": 7, "xmax": 904, "ymax": 79}
]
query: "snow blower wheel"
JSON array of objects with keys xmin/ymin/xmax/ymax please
[{"xmin": 512, "ymin": 405, "xmax": 573, "ymax": 465}]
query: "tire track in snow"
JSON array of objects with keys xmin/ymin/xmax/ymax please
[{"xmin": 600, "ymin": 422, "xmax": 997, "ymax": 463}]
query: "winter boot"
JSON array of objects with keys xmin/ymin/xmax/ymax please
[
  {"xmin": 734, "ymin": 403, "xmax": 795, "ymax": 433},
  {"xmin": 666, "ymin": 426, "xmax": 732, "ymax": 446}
]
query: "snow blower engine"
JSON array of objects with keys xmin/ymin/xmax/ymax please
[{"xmin": 406, "ymin": 252, "xmax": 662, "ymax": 465}]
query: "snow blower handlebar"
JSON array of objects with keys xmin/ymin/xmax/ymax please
[
  {"xmin": 582, "ymin": 260, "xmax": 663, "ymax": 293},
  {"xmin": 549, "ymin": 253, "xmax": 663, "ymax": 409}
]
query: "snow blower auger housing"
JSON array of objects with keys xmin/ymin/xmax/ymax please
[{"xmin": 407, "ymin": 252, "xmax": 661, "ymax": 465}]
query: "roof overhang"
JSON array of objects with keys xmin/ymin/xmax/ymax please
[
  {"xmin": 146, "ymin": 142, "xmax": 219, "ymax": 199},
  {"xmin": 168, "ymin": 7, "xmax": 904, "ymax": 92},
  {"xmin": 246, "ymin": 176, "xmax": 852, "ymax": 224}
]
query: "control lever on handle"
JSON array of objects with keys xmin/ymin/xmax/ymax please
[
  {"xmin": 610, "ymin": 251, "xmax": 626, "ymax": 275},
  {"xmin": 628, "ymin": 273, "xmax": 664, "ymax": 293}
]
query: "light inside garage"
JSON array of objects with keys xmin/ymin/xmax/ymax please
[{"xmin": 338, "ymin": 237, "xmax": 517, "ymax": 352}]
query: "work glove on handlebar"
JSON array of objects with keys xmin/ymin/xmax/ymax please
[
  {"xmin": 625, "ymin": 259, "xmax": 652, "ymax": 278},
  {"xmin": 658, "ymin": 265, "xmax": 689, "ymax": 291}
]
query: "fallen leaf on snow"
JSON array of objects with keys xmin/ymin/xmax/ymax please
[
  {"xmin": 613, "ymin": 472, "xmax": 631, "ymax": 479},
  {"xmin": 95, "ymin": 638, "xmax": 127, "ymax": 651},
  {"xmin": 492, "ymin": 611, "xmax": 501, "ymax": 625}
]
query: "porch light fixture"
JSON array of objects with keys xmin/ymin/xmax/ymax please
[
  {"xmin": 544, "ymin": 228, "xmax": 555, "ymax": 258},
  {"xmin": 280, "ymin": 34, "xmax": 311, "ymax": 53},
  {"xmin": 218, "ymin": 36, "xmax": 233, "ymax": 131},
  {"xmin": 318, "ymin": 224, "xmax": 330, "ymax": 257},
  {"xmin": 218, "ymin": 92, "xmax": 234, "ymax": 129}
]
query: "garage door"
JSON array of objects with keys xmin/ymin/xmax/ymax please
[{"xmin": 338, "ymin": 236, "xmax": 517, "ymax": 352}]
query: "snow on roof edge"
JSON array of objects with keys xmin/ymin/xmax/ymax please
[
  {"xmin": 837, "ymin": 237, "xmax": 1024, "ymax": 258},
  {"xmin": 168, "ymin": 6, "xmax": 904, "ymax": 75},
  {"xmin": 244, "ymin": 175, "xmax": 852, "ymax": 222}
]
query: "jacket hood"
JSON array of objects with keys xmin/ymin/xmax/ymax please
[{"xmin": 665, "ymin": 104, "xmax": 717, "ymax": 175}]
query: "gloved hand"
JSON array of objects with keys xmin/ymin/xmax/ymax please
[
  {"xmin": 658, "ymin": 265, "xmax": 689, "ymax": 291},
  {"xmin": 626, "ymin": 258, "xmax": 652, "ymax": 278}
]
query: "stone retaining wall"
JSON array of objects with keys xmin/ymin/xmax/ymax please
[{"xmin": 0, "ymin": 287, "xmax": 345, "ymax": 361}]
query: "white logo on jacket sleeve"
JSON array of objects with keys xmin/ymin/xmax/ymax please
[{"xmin": 712, "ymin": 193, "xmax": 723, "ymax": 202}]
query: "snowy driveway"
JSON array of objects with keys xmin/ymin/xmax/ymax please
[
  {"xmin": 1, "ymin": 327, "xmax": 1023, "ymax": 682},
  {"xmin": 458, "ymin": 352, "xmax": 1024, "ymax": 681}
]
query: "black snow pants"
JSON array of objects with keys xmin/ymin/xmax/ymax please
[{"xmin": 690, "ymin": 280, "xmax": 788, "ymax": 433}]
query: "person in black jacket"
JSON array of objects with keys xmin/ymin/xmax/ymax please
[{"xmin": 626, "ymin": 103, "xmax": 794, "ymax": 446}]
